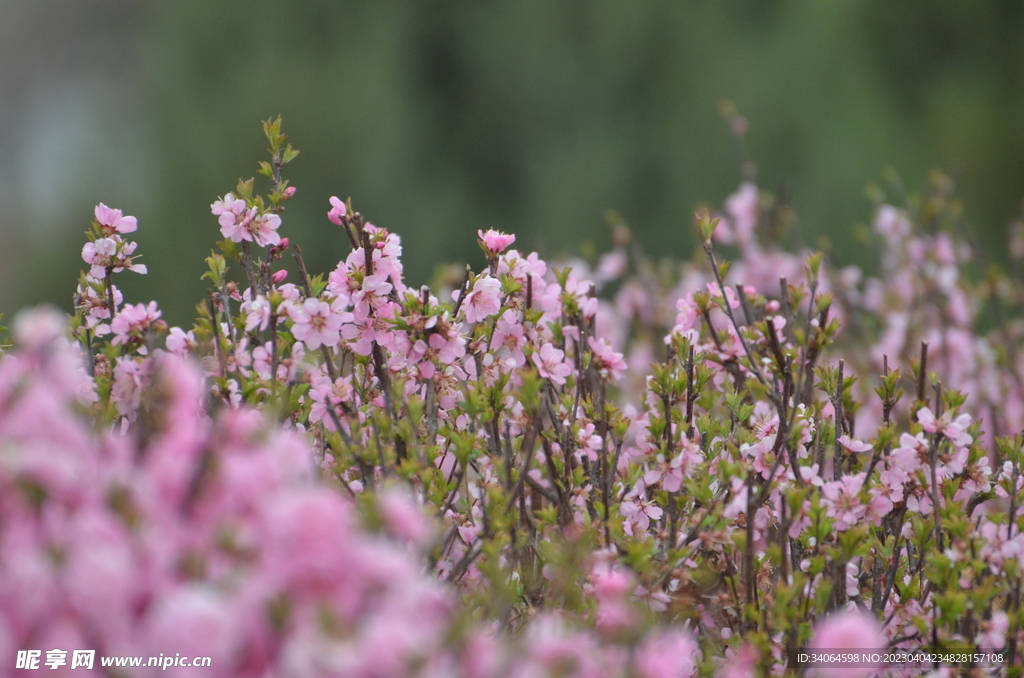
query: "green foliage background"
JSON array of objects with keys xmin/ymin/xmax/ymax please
[{"xmin": 6, "ymin": 0, "xmax": 1024, "ymax": 325}]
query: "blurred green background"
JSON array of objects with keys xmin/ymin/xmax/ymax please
[{"xmin": 2, "ymin": 0, "xmax": 1023, "ymax": 326}]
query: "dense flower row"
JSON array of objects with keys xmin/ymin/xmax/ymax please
[{"xmin": 2, "ymin": 118, "xmax": 1022, "ymax": 676}]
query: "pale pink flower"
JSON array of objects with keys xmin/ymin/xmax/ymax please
[
  {"xmin": 460, "ymin": 275, "xmax": 502, "ymax": 324},
  {"xmin": 874, "ymin": 204, "xmax": 911, "ymax": 245},
  {"xmin": 81, "ymin": 238, "xmax": 119, "ymax": 278},
  {"xmin": 477, "ymin": 229, "xmax": 516, "ymax": 255},
  {"xmin": 837, "ymin": 435, "xmax": 873, "ymax": 453},
  {"xmin": 111, "ymin": 301, "xmax": 162, "ymax": 347},
  {"xmin": 378, "ymin": 488, "xmax": 435, "ymax": 548},
  {"xmin": 643, "ymin": 453, "xmax": 685, "ymax": 493},
  {"xmin": 342, "ymin": 300, "xmax": 399, "ymax": 356},
  {"xmin": 725, "ymin": 182, "xmax": 758, "ymax": 247},
  {"xmin": 491, "ymin": 310, "xmax": 526, "ymax": 367},
  {"xmin": 588, "ymin": 336, "xmax": 627, "ymax": 381},
  {"xmin": 211, "ymin": 192, "xmax": 246, "ymax": 222},
  {"xmin": 821, "ymin": 473, "xmax": 867, "ymax": 531},
  {"xmin": 94, "ymin": 202, "xmax": 137, "ymax": 234},
  {"xmin": 497, "ymin": 249, "xmax": 547, "ymax": 281},
  {"xmin": 111, "ymin": 356, "xmax": 148, "ymax": 420},
  {"xmin": 532, "ymin": 343, "xmax": 572, "ymax": 386},
  {"xmin": 291, "ymin": 298, "xmax": 345, "ymax": 350},
  {"xmin": 976, "ymin": 611, "xmax": 1008, "ymax": 651},
  {"xmin": 243, "ymin": 294, "xmax": 272, "ymax": 333},
  {"xmin": 428, "ymin": 331, "xmax": 466, "ymax": 365},
  {"xmin": 12, "ymin": 306, "xmax": 67, "ymax": 349},
  {"xmin": 309, "ymin": 375, "xmax": 355, "ymax": 430},
  {"xmin": 215, "ymin": 193, "xmax": 282, "ymax": 247},
  {"xmin": 917, "ymin": 407, "xmax": 973, "ymax": 447},
  {"xmin": 620, "ymin": 497, "xmax": 663, "ymax": 537},
  {"xmin": 165, "ymin": 327, "xmax": 196, "ymax": 357},
  {"xmin": 327, "ymin": 196, "xmax": 347, "ymax": 225},
  {"xmin": 634, "ymin": 628, "xmax": 699, "ymax": 678},
  {"xmin": 808, "ymin": 610, "xmax": 885, "ymax": 678}
]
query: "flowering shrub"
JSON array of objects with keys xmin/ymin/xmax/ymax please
[{"xmin": 3, "ymin": 118, "xmax": 1024, "ymax": 676}]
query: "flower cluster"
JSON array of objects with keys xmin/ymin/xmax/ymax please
[{"xmin": 3, "ymin": 118, "xmax": 1023, "ymax": 676}]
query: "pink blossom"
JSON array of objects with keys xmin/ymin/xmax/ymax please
[
  {"xmin": 342, "ymin": 300, "xmax": 399, "ymax": 356},
  {"xmin": 215, "ymin": 193, "xmax": 282, "ymax": 247},
  {"xmin": 12, "ymin": 306, "xmax": 67, "ymax": 349},
  {"xmin": 634, "ymin": 628, "xmax": 699, "ymax": 678},
  {"xmin": 478, "ymin": 229, "xmax": 516, "ymax": 255},
  {"xmin": 725, "ymin": 182, "xmax": 758, "ymax": 247},
  {"xmin": 643, "ymin": 454, "xmax": 684, "ymax": 493},
  {"xmin": 243, "ymin": 294, "xmax": 272, "ymax": 332},
  {"xmin": 378, "ymin": 487, "xmax": 435, "ymax": 548},
  {"xmin": 94, "ymin": 202, "xmax": 138, "ymax": 234},
  {"xmin": 309, "ymin": 375, "xmax": 354, "ymax": 430},
  {"xmin": 837, "ymin": 435, "xmax": 873, "ymax": 453},
  {"xmin": 620, "ymin": 497, "xmax": 663, "ymax": 537},
  {"xmin": 588, "ymin": 336, "xmax": 627, "ymax": 381},
  {"xmin": 874, "ymin": 204, "xmax": 911, "ymax": 245},
  {"xmin": 976, "ymin": 611, "xmax": 1008, "ymax": 651},
  {"xmin": 497, "ymin": 249, "xmax": 547, "ymax": 281},
  {"xmin": 81, "ymin": 238, "xmax": 118, "ymax": 278},
  {"xmin": 917, "ymin": 407, "xmax": 973, "ymax": 447},
  {"xmin": 166, "ymin": 327, "xmax": 196, "ymax": 357},
  {"xmin": 327, "ymin": 195, "xmax": 347, "ymax": 225},
  {"xmin": 111, "ymin": 301, "xmax": 162, "ymax": 347},
  {"xmin": 491, "ymin": 310, "xmax": 526, "ymax": 367},
  {"xmin": 211, "ymin": 192, "xmax": 246, "ymax": 222},
  {"xmin": 821, "ymin": 473, "xmax": 867, "ymax": 531},
  {"xmin": 291, "ymin": 297, "xmax": 346, "ymax": 350},
  {"xmin": 532, "ymin": 343, "xmax": 572, "ymax": 386},
  {"xmin": 460, "ymin": 275, "xmax": 502, "ymax": 324},
  {"xmin": 428, "ymin": 330, "xmax": 467, "ymax": 365},
  {"xmin": 808, "ymin": 610, "xmax": 885, "ymax": 678}
]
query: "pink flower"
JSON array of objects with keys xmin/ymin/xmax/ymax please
[
  {"xmin": 211, "ymin": 192, "xmax": 246, "ymax": 222},
  {"xmin": 111, "ymin": 301, "xmax": 162, "ymax": 347},
  {"xmin": 725, "ymin": 182, "xmax": 758, "ymax": 247},
  {"xmin": 620, "ymin": 497, "xmax": 663, "ymax": 537},
  {"xmin": 94, "ymin": 203, "xmax": 137, "ymax": 234},
  {"xmin": 428, "ymin": 330, "xmax": 466, "ymax": 365},
  {"xmin": 477, "ymin": 229, "xmax": 516, "ymax": 255},
  {"xmin": 214, "ymin": 193, "xmax": 282, "ymax": 247},
  {"xmin": 491, "ymin": 310, "xmax": 526, "ymax": 367},
  {"xmin": 634, "ymin": 628, "xmax": 699, "ymax": 678},
  {"xmin": 808, "ymin": 610, "xmax": 885, "ymax": 678},
  {"xmin": 309, "ymin": 375, "xmax": 355, "ymax": 430},
  {"xmin": 82, "ymin": 237, "xmax": 147, "ymax": 278},
  {"xmin": 378, "ymin": 488, "xmax": 435, "ymax": 548},
  {"xmin": 837, "ymin": 435, "xmax": 873, "ymax": 453},
  {"xmin": 243, "ymin": 294, "xmax": 272, "ymax": 333},
  {"xmin": 976, "ymin": 611, "xmax": 1008, "ymax": 652},
  {"xmin": 588, "ymin": 336, "xmax": 627, "ymax": 381},
  {"xmin": 12, "ymin": 306, "xmax": 67, "ymax": 349},
  {"xmin": 327, "ymin": 196, "xmax": 347, "ymax": 225},
  {"xmin": 643, "ymin": 454, "xmax": 685, "ymax": 493},
  {"xmin": 460, "ymin": 275, "xmax": 502, "ymax": 324},
  {"xmin": 532, "ymin": 343, "xmax": 572, "ymax": 386},
  {"xmin": 821, "ymin": 473, "xmax": 867, "ymax": 531},
  {"xmin": 874, "ymin": 205, "xmax": 911, "ymax": 245},
  {"xmin": 917, "ymin": 407, "xmax": 973, "ymax": 447},
  {"xmin": 342, "ymin": 300, "xmax": 399, "ymax": 356},
  {"xmin": 166, "ymin": 327, "xmax": 197, "ymax": 357},
  {"xmin": 291, "ymin": 298, "xmax": 346, "ymax": 350}
]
